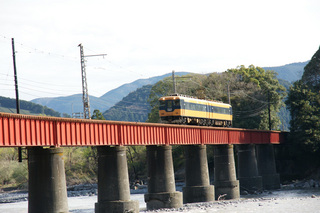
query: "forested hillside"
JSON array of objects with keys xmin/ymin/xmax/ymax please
[
  {"xmin": 284, "ymin": 46, "xmax": 320, "ymax": 178},
  {"xmin": 102, "ymin": 69, "xmax": 290, "ymax": 130},
  {"xmin": 147, "ymin": 67, "xmax": 286, "ymax": 130},
  {"xmin": 103, "ymin": 85, "xmax": 152, "ymax": 122},
  {"xmin": 0, "ymin": 96, "xmax": 60, "ymax": 117}
]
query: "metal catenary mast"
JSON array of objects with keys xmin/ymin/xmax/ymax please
[{"xmin": 78, "ymin": 44, "xmax": 106, "ymax": 119}]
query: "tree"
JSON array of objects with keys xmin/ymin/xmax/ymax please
[
  {"xmin": 284, "ymin": 47, "xmax": 320, "ymax": 176},
  {"xmin": 227, "ymin": 65, "xmax": 286, "ymax": 130},
  {"xmin": 287, "ymin": 46, "xmax": 320, "ymax": 153},
  {"xmin": 91, "ymin": 109, "xmax": 105, "ymax": 120}
]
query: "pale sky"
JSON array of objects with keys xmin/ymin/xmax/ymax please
[{"xmin": 1, "ymin": 0, "xmax": 320, "ymax": 101}]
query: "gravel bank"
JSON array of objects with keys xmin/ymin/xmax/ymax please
[{"xmin": 1, "ymin": 180, "xmax": 320, "ymax": 212}]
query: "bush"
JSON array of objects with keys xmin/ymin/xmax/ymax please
[{"xmin": 0, "ymin": 160, "xmax": 28, "ymax": 188}]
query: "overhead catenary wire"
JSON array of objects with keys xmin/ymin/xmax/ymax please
[{"xmin": 0, "ymin": 34, "xmax": 279, "ymax": 119}]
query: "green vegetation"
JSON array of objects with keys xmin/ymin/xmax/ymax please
[
  {"xmin": 103, "ymin": 85, "xmax": 152, "ymax": 122},
  {"xmin": 91, "ymin": 109, "xmax": 105, "ymax": 120},
  {"xmin": 147, "ymin": 67, "xmax": 286, "ymax": 130},
  {"xmin": 64, "ymin": 147, "xmax": 98, "ymax": 185},
  {"xmin": 0, "ymin": 148, "xmax": 28, "ymax": 188},
  {"xmin": 284, "ymin": 46, "xmax": 320, "ymax": 178},
  {"xmin": 0, "ymin": 96, "xmax": 60, "ymax": 117}
]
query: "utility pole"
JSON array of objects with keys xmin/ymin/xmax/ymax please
[
  {"xmin": 227, "ymin": 82, "xmax": 231, "ymax": 105},
  {"xmin": 172, "ymin": 70, "xmax": 176, "ymax": 94},
  {"xmin": 12, "ymin": 38, "xmax": 22, "ymax": 162},
  {"xmin": 12, "ymin": 38, "xmax": 20, "ymax": 114},
  {"xmin": 268, "ymin": 90, "xmax": 271, "ymax": 130},
  {"xmin": 78, "ymin": 44, "xmax": 106, "ymax": 119}
]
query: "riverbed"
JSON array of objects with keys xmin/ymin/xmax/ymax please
[{"xmin": 1, "ymin": 187, "xmax": 320, "ymax": 212}]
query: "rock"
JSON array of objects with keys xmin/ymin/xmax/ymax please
[
  {"xmin": 303, "ymin": 182, "xmax": 310, "ymax": 188},
  {"xmin": 309, "ymin": 179, "xmax": 315, "ymax": 187},
  {"xmin": 311, "ymin": 195, "xmax": 316, "ymax": 198}
]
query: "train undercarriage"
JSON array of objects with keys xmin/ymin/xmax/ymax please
[{"xmin": 162, "ymin": 116, "xmax": 232, "ymax": 127}]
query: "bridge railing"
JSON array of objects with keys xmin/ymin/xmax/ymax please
[{"xmin": 0, "ymin": 112, "xmax": 285, "ymax": 147}]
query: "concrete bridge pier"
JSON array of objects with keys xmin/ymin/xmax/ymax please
[
  {"xmin": 145, "ymin": 145, "xmax": 183, "ymax": 210},
  {"xmin": 214, "ymin": 144, "xmax": 240, "ymax": 200},
  {"xmin": 95, "ymin": 146, "xmax": 139, "ymax": 213},
  {"xmin": 183, "ymin": 145, "xmax": 214, "ymax": 203},
  {"xmin": 237, "ymin": 144, "xmax": 263, "ymax": 193},
  {"xmin": 256, "ymin": 144, "xmax": 280, "ymax": 190},
  {"xmin": 28, "ymin": 147, "xmax": 69, "ymax": 213}
]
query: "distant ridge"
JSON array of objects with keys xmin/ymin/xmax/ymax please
[
  {"xmin": 31, "ymin": 72, "xmax": 189, "ymax": 116},
  {"xmin": 0, "ymin": 96, "xmax": 60, "ymax": 116},
  {"xmin": 29, "ymin": 61, "xmax": 309, "ymax": 116},
  {"xmin": 263, "ymin": 61, "xmax": 308, "ymax": 83}
]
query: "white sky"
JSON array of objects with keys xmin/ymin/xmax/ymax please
[{"xmin": 1, "ymin": 0, "xmax": 320, "ymax": 101}]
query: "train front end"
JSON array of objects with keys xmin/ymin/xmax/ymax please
[{"xmin": 159, "ymin": 96, "xmax": 183, "ymax": 123}]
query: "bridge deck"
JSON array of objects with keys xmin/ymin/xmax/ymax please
[{"xmin": 0, "ymin": 112, "xmax": 284, "ymax": 147}]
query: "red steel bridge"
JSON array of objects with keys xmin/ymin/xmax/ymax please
[
  {"xmin": 0, "ymin": 112, "xmax": 285, "ymax": 147},
  {"xmin": 0, "ymin": 112, "xmax": 286, "ymax": 212}
]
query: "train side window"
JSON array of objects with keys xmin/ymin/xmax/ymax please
[{"xmin": 213, "ymin": 107, "xmax": 218, "ymax": 113}]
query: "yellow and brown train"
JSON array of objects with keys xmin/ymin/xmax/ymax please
[{"xmin": 159, "ymin": 94, "xmax": 232, "ymax": 127}]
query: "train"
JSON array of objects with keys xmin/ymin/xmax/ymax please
[{"xmin": 159, "ymin": 94, "xmax": 232, "ymax": 127}]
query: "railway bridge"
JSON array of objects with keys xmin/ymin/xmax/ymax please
[{"xmin": 0, "ymin": 112, "xmax": 285, "ymax": 213}]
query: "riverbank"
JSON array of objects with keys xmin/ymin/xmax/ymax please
[{"xmin": 1, "ymin": 180, "xmax": 320, "ymax": 212}]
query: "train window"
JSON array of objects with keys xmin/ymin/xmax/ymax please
[
  {"xmin": 214, "ymin": 107, "xmax": 218, "ymax": 113},
  {"xmin": 173, "ymin": 100, "xmax": 180, "ymax": 107},
  {"xmin": 159, "ymin": 100, "xmax": 165, "ymax": 108},
  {"xmin": 167, "ymin": 101, "xmax": 173, "ymax": 111}
]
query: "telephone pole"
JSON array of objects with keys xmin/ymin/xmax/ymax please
[
  {"xmin": 268, "ymin": 90, "xmax": 271, "ymax": 130},
  {"xmin": 172, "ymin": 70, "xmax": 176, "ymax": 94},
  {"xmin": 12, "ymin": 38, "xmax": 22, "ymax": 162},
  {"xmin": 78, "ymin": 44, "xmax": 106, "ymax": 119}
]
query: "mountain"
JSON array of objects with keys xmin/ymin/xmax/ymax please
[
  {"xmin": 103, "ymin": 85, "xmax": 152, "ymax": 122},
  {"xmin": 263, "ymin": 61, "xmax": 308, "ymax": 83},
  {"xmin": 30, "ymin": 61, "xmax": 307, "ymax": 117},
  {"xmin": 101, "ymin": 62, "xmax": 304, "ymax": 125},
  {"xmin": 32, "ymin": 94, "xmax": 105, "ymax": 118},
  {"xmin": 0, "ymin": 96, "xmax": 60, "ymax": 117},
  {"xmin": 31, "ymin": 72, "xmax": 189, "ymax": 116}
]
